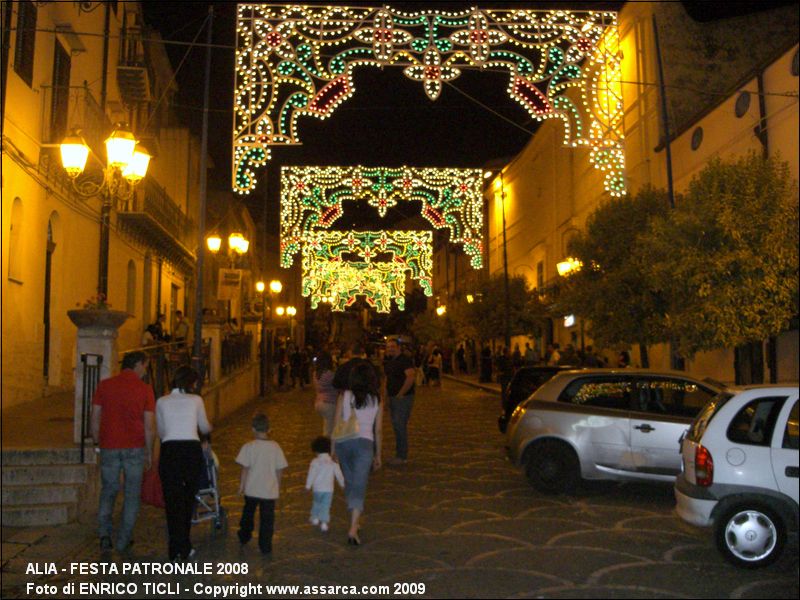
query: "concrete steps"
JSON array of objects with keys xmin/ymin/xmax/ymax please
[{"xmin": 1, "ymin": 448, "xmax": 97, "ymax": 527}]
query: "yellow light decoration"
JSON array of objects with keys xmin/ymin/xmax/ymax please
[
  {"xmin": 280, "ymin": 166, "xmax": 484, "ymax": 269},
  {"xmin": 269, "ymin": 280, "xmax": 283, "ymax": 294},
  {"xmin": 233, "ymin": 5, "xmax": 626, "ymax": 197}
]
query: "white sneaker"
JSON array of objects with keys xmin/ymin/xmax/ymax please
[
  {"xmin": 310, "ymin": 517, "xmax": 320, "ymax": 526},
  {"xmin": 320, "ymin": 522, "xmax": 329, "ymax": 532}
]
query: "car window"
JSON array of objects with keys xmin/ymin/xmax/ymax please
[
  {"xmin": 558, "ymin": 377, "xmax": 632, "ymax": 411},
  {"xmin": 634, "ymin": 378, "xmax": 716, "ymax": 418},
  {"xmin": 513, "ymin": 370, "xmax": 553, "ymax": 395},
  {"xmin": 783, "ymin": 400, "xmax": 799, "ymax": 450},
  {"xmin": 687, "ymin": 392, "xmax": 732, "ymax": 442},
  {"xmin": 726, "ymin": 396, "xmax": 787, "ymax": 446}
]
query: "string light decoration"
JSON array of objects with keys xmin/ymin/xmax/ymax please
[
  {"xmin": 300, "ymin": 231, "xmax": 433, "ymax": 311},
  {"xmin": 302, "ymin": 256, "xmax": 410, "ymax": 313},
  {"xmin": 234, "ymin": 5, "xmax": 626, "ymax": 197},
  {"xmin": 281, "ymin": 165, "xmax": 484, "ymax": 269}
]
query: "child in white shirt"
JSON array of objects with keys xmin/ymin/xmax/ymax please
[{"xmin": 305, "ymin": 436, "xmax": 344, "ymax": 532}]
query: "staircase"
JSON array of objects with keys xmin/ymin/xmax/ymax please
[{"xmin": 1, "ymin": 448, "xmax": 98, "ymax": 527}]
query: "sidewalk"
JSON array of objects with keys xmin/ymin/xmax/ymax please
[{"xmin": 442, "ymin": 372, "xmax": 501, "ymax": 395}]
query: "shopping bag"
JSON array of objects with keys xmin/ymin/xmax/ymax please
[
  {"xmin": 141, "ymin": 460, "xmax": 165, "ymax": 508},
  {"xmin": 332, "ymin": 396, "xmax": 360, "ymax": 442}
]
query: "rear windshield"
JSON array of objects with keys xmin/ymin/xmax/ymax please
[{"xmin": 686, "ymin": 392, "xmax": 733, "ymax": 442}]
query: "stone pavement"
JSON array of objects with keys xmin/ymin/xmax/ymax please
[{"xmin": 2, "ymin": 378, "xmax": 798, "ymax": 599}]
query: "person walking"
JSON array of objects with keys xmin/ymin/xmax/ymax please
[
  {"xmin": 305, "ymin": 436, "xmax": 344, "ymax": 532},
  {"xmin": 236, "ymin": 413, "xmax": 287, "ymax": 554},
  {"xmin": 383, "ymin": 337, "xmax": 416, "ymax": 465},
  {"xmin": 313, "ymin": 351, "xmax": 338, "ymax": 437},
  {"xmin": 91, "ymin": 351, "xmax": 155, "ymax": 553},
  {"xmin": 156, "ymin": 366, "xmax": 212, "ymax": 561},
  {"xmin": 426, "ymin": 345, "xmax": 442, "ymax": 387},
  {"xmin": 173, "ymin": 311, "xmax": 189, "ymax": 345},
  {"xmin": 332, "ymin": 361, "xmax": 382, "ymax": 545}
]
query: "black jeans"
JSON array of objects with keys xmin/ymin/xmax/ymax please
[
  {"xmin": 159, "ymin": 440, "xmax": 203, "ymax": 560},
  {"xmin": 238, "ymin": 496, "xmax": 275, "ymax": 553}
]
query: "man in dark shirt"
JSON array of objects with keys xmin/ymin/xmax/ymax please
[
  {"xmin": 383, "ymin": 337, "xmax": 416, "ymax": 465},
  {"xmin": 332, "ymin": 343, "xmax": 374, "ymax": 391}
]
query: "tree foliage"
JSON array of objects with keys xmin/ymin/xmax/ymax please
[
  {"xmin": 558, "ymin": 186, "xmax": 672, "ymax": 350},
  {"xmin": 643, "ymin": 153, "xmax": 798, "ymax": 356}
]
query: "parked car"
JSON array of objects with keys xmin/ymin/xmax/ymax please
[
  {"xmin": 506, "ymin": 369, "xmax": 722, "ymax": 494},
  {"xmin": 675, "ymin": 385, "xmax": 799, "ymax": 568},
  {"xmin": 498, "ymin": 366, "xmax": 574, "ymax": 433}
]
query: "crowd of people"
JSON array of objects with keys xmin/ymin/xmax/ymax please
[{"xmin": 91, "ymin": 334, "xmax": 634, "ymax": 560}]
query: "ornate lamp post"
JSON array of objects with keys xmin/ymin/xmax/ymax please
[
  {"xmin": 255, "ymin": 279, "xmax": 283, "ymax": 397},
  {"xmin": 60, "ymin": 124, "xmax": 151, "ymax": 296},
  {"xmin": 206, "ymin": 231, "xmax": 250, "ymax": 323}
]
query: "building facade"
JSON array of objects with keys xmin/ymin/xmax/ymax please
[
  {"xmin": 2, "ymin": 1, "xmax": 200, "ymax": 407},
  {"xmin": 483, "ymin": 2, "xmax": 798, "ymax": 383}
]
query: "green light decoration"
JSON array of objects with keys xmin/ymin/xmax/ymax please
[
  {"xmin": 233, "ymin": 5, "xmax": 625, "ymax": 197},
  {"xmin": 301, "ymin": 230, "xmax": 433, "ymax": 311},
  {"xmin": 281, "ymin": 166, "xmax": 484, "ymax": 269}
]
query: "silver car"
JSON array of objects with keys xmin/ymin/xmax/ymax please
[{"xmin": 506, "ymin": 369, "xmax": 722, "ymax": 493}]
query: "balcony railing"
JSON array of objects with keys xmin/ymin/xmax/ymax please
[
  {"xmin": 118, "ymin": 26, "xmax": 151, "ymax": 104},
  {"xmin": 222, "ymin": 333, "xmax": 252, "ymax": 376},
  {"xmin": 40, "ymin": 84, "xmax": 110, "ymax": 155}
]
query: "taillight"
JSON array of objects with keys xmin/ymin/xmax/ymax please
[{"xmin": 695, "ymin": 444, "xmax": 714, "ymax": 487}]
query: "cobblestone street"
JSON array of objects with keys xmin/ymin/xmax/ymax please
[{"xmin": 3, "ymin": 380, "xmax": 798, "ymax": 598}]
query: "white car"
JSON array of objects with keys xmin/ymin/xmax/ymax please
[
  {"xmin": 675, "ymin": 385, "xmax": 799, "ymax": 568},
  {"xmin": 506, "ymin": 369, "xmax": 721, "ymax": 493}
]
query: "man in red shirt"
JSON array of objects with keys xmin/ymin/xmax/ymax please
[{"xmin": 91, "ymin": 351, "xmax": 155, "ymax": 553}]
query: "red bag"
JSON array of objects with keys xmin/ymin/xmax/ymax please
[{"xmin": 141, "ymin": 461, "xmax": 165, "ymax": 508}]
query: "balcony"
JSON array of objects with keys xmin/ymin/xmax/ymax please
[
  {"xmin": 117, "ymin": 178, "xmax": 197, "ymax": 274},
  {"xmin": 117, "ymin": 26, "xmax": 151, "ymax": 106}
]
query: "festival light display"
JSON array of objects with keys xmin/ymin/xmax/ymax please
[
  {"xmin": 281, "ymin": 166, "xmax": 484, "ymax": 269},
  {"xmin": 234, "ymin": 5, "xmax": 625, "ymax": 197}
]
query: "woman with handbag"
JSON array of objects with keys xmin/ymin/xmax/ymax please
[
  {"xmin": 156, "ymin": 366, "xmax": 212, "ymax": 561},
  {"xmin": 332, "ymin": 361, "xmax": 382, "ymax": 546}
]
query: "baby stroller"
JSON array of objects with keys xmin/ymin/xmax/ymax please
[{"xmin": 193, "ymin": 437, "xmax": 227, "ymax": 536}]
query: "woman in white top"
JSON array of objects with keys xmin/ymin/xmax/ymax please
[
  {"xmin": 332, "ymin": 361, "xmax": 382, "ymax": 545},
  {"xmin": 156, "ymin": 366, "xmax": 212, "ymax": 561}
]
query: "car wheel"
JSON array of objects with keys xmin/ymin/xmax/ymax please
[
  {"xmin": 524, "ymin": 440, "xmax": 580, "ymax": 494},
  {"xmin": 714, "ymin": 503, "xmax": 785, "ymax": 568}
]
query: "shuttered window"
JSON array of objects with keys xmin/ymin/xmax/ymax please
[{"xmin": 13, "ymin": 0, "xmax": 37, "ymax": 87}]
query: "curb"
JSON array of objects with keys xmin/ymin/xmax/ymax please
[{"xmin": 442, "ymin": 374, "xmax": 501, "ymax": 395}]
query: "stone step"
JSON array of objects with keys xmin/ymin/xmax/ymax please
[
  {"xmin": 1, "ymin": 447, "xmax": 96, "ymax": 466},
  {"xmin": 1, "ymin": 503, "xmax": 76, "ymax": 527},
  {"xmin": 1, "ymin": 464, "xmax": 90, "ymax": 486},
  {"xmin": 2, "ymin": 483, "xmax": 81, "ymax": 505}
]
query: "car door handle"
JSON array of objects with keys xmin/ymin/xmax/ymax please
[
  {"xmin": 786, "ymin": 466, "xmax": 799, "ymax": 478},
  {"xmin": 634, "ymin": 424, "xmax": 655, "ymax": 433}
]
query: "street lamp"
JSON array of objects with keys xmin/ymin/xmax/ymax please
[
  {"xmin": 256, "ymin": 279, "xmax": 282, "ymax": 396},
  {"xmin": 59, "ymin": 124, "xmax": 152, "ymax": 296},
  {"xmin": 436, "ymin": 305, "xmax": 447, "ymax": 316}
]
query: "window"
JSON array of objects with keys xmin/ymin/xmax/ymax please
[
  {"xmin": 13, "ymin": 0, "xmax": 37, "ymax": 87},
  {"xmin": 633, "ymin": 378, "xmax": 716, "ymax": 418},
  {"xmin": 727, "ymin": 396, "xmax": 787, "ymax": 446},
  {"xmin": 51, "ymin": 41, "xmax": 71, "ymax": 141},
  {"xmin": 783, "ymin": 401, "xmax": 798, "ymax": 450},
  {"xmin": 734, "ymin": 91, "xmax": 750, "ymax": 118},
  {"xmin": 558, "ymin": 377, "xmax": 632, "ymax": 411},
  {"xmin": 690, "ymin": 126, "xmax": 703, "ymax": 151}
]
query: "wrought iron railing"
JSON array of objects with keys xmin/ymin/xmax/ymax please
[
  {"xmin": 80, "ymin": 353, "xmax": 103, "ymax": 463},
  {"xmin": 222, "ymin": 333, "xmax": 252, "ymax": 376},
  {"xmin": 121, "ymin": 340, "xmax": 210, "ymax": 398},
  {"xmin": 39, "ymin": 83, "xmax": 110, "ymax": 154},
  {"xmin": 118, "ymin": 177, "xmax": 197, "ymax": 251}
]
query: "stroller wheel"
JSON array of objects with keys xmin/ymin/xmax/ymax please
[{"xmin": 212, "ymin": 507, "xmax": 227, "ymax": 536}]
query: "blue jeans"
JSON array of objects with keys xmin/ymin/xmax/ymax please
[
  {"xmin": 336, "ymin": 438, "xmax": 374, "ymax": 512},
  {"xmin": 389, "ymin": 394, "xmax": 414, "ymax": 460},
  {"xmin": 310, "ymin": 491, "xmax": 333, "ymax": 523},
  {"xmin": 98, "ymin": 447, "xmax": 145, "ymax": 551}
]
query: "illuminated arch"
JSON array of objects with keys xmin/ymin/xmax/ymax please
[{"xmin": 233, "ymin": 5, "xmax": 625, "ymax": 197}]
